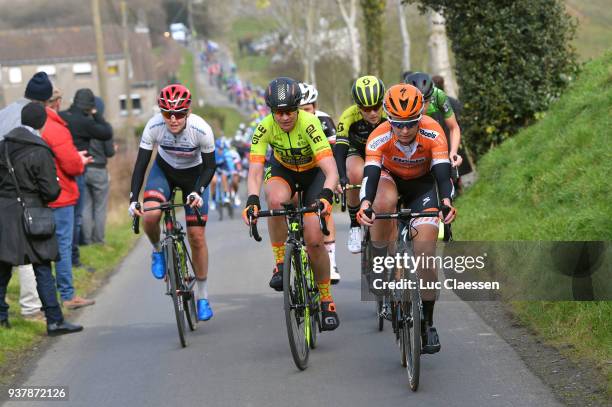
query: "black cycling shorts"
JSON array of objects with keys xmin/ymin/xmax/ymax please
[{"xmin": 264, "ymin": 162, "xmax": 324, "ymax": 206}]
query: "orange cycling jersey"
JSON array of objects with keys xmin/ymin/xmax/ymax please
[{"xmin": 364, "ymin": 115, "xmax": 449, "ymax": 180}]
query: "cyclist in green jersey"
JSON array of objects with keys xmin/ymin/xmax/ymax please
[
  {"xmin": 334, "ymin": 75, "xmax": 386, "ymax": 254},
  {"xmin": 404, "ymin": 72, "xmax": 463, "ymax": 168},
  {"xmin": 242, "ymin": 77, "xmax": 340, "ymax": 331}
]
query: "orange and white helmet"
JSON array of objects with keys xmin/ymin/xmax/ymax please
[{"xmin": 383, "ymin": 84, "xmax": 424, "ymax": 120}]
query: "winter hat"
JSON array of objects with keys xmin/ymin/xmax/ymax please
[
  {"xmin": 94, "ymin": 96, "xmax": 105, "ymax": 116},
  {"xmin": 73, "ymin": 88, "xmax": 96, "ymax": 110},
  {"xmin": 24, "ymin": 72, "xmax": 53, "ymax": 102},
  {"xmin": 21, "ymin": 102, "xmax": 48, "ymax": 130}
]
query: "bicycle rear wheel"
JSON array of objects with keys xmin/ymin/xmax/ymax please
[
  {"xmin": 166, "ymin": 244, "xmax": 187, "ymax": 347},
  {"xmin": 283, "ymin": 242, "xmax": 310, "ymax": 370}
]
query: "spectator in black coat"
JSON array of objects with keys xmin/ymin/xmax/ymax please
[
  {"xmin": 60, "ymin": 89, "xmax": 112, "ymax": 268},
  {"xmin": 0, "ymin": 103, "xmax": 83, "ymax": 335}
]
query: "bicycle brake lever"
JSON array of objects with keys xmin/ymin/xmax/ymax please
[{"xmin": 132, "ymin": 203, "xmax": 141, "ymax": 234}]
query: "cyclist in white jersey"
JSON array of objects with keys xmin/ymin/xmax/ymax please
[
  {"xmin": 129, "ymin": 84, "xmax": 217, "ymax": 321},
  {"xmin": 298, "ymin": 82, "xmax": 341, "ymax": 283}
]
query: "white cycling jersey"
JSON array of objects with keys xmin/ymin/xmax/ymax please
[{"xmin": 140, "ymin": 113, "xmax": 215, "ymax": 169}]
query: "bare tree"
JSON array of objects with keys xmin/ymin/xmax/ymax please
[
  {"xmin": 335, "ymin": 0, "xmax": 361, "ymax": 79},
  {"xmin": 264, "ymin": 0, "xmax": 321, "ymax": 86},
  {"xmin": 396, "ymin": 0, "xmax": 410, "ymax": 73},
  {"xmin": 427, "ymin": 9, "xmax": 458, "ymax": 97}
]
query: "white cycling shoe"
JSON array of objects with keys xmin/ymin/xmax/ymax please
[
  {"xmin": 347, "ymin": 227, "xmax": 362, "ymax": 253},
  {"xmin": 330, "ymin": 266, "xmax": 341, "ymax": 284}
]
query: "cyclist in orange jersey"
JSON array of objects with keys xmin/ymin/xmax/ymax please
[{"xmin": 357, "ymin": 84, "xmax": 457, "ymax": 354}]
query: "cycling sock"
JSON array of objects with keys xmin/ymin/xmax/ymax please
[
  {"xmin": 422, "ymin": 300, "xmax": 435, "ymax": 326},
  {"xmin": 153, "ymin": 242, "xmax": 162, "ymax": 252},
  {"xmin": 348, "ymin": 205, "xmax": 359, "ymax": 228},
  {"xmin": 325, "ymin": 241, "xmax": 336, "ymax": 268},
  {"xmin": 318, "ymin": 279, "xmax": 332, "ymax": 302},
  {"xmin": 196, "ymin": 278, "xmax": 208, "ymax": 300},
  {"xmin": 271, "ymin": 242, "xmax": 285, "ymax": 266}
]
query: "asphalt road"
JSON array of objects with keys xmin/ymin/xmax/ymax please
[{"xmin": 2, "ymin": 213, "xmax": 563, "ymax": 407}]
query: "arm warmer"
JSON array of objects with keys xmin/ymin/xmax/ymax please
[
  {"xmin": 129, "ymin": 148, "xmax": 152, "ymax": 202},
  {"xmin": 194, "ymin": 151, "xmax": 216, "ymax": 194},
  {"xmin": 361, "ymin": 165, "xmax": 381, "ymax": 204},
  {"xmin": 334, "ymin": 142, "xmax": 349, "ymax": 180},
  {"xmin": 432, "ymin": 162, "xmax": 453, "ymax": 201}
]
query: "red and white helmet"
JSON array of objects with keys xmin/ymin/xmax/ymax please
[{"xmin": 158, "ymin": 84, "xmax": 191, "ymax": 111}]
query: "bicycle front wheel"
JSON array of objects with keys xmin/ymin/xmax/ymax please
[
  {"xmin": 283, "ymin": 242, "xmax": 310, "ymax": 370},
  {"xmin": 400, "ymin": 288, "xmax": 421, "ymax": 391},
  {"xmin": 166, "ymin": 244, "xmax": 187, "ymax": 347}
]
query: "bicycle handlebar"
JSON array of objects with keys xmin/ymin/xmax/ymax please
[
  {"xmin": 131, "ymin": 196, "xmax": 203, "ymax": 235},
  {"xmin": 369, "ymin": 205, "xmax": 452, "ymax": 220},
  {"xmin": 248, "ymin": 202, "xmax": 330, "ymax": 241}
]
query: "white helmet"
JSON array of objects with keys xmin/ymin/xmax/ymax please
[{"xmin": 299, "ymin": 82, "xmax": 318, "ymax": 106}]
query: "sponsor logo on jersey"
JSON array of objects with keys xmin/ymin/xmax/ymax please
[
  {"xmin": 419, "ymin": 128, "xmax": 439, "ymax": 139},
  {"xmin": 367, "ymin": 132, "xmax": 392, "ymax": 150},
  {"xmin": 391, "ymin": 156, "xmax": 426, "ymax": 165}
]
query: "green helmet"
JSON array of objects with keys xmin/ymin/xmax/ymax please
[{"xmin": 351, "ymin": 75, "xmax": 385, "ymax": 107}]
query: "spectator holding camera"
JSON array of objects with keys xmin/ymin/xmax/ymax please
[
  {"xmin": 81, "ymin": 96, "xmax": 115, "ymax": 245},
  {"xmin": 0, "ymin": 103, "xmax": 83, "ymax": 335},
  {"xmin": 60, "ymin": 89, "xmax": 112, "ymax": 268}
]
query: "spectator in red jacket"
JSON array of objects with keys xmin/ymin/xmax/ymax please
[{"xmin": 42, "ymin": 88, "xmax": 95, "ymax": 310}]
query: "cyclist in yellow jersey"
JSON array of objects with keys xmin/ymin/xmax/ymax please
[
  {"xmin": 334, "ymin": 76, "xmax": 386, "ymax": 254},
  {"xmin": 242, "ymin": 77, "xmax": 340, "ymax": 331}
]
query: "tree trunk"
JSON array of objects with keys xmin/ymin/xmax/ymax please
[
  {"xmin": 335, "ymin": 0, "xmax": 361, "ymax": 79},
  {"xmin": 360, "ymin": 0, "xmax": 386, "ymax": 77},
  {"xmin": 396, "ymin": 0, "xmax": 410, "ymax": 73},
  {"xmin": 304, "ymin": 2, "xmax": 316, "ymax": 85},
  {"xmin": 428, "ymin": 9, "xmax": 458, "ymax": 98}
]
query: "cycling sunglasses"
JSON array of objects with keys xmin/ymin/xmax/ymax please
[
  {"xmin": 359, "ymin": 103, "xmax": 382, "ymax": 113},
  {"xmin": 272, "ymin": 107, "xmax": 298, "ymax": 114},
  {"xmin": 161, "ymin": 110, "xmax": 188, "ymax": 120},
  {"xmin": 389, "ymin": 116, "xmax": 421, "ymax": 129}
]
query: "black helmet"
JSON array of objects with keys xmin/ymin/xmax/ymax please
[
  {"xmin": 403, "ymin": 72, "xmax": 434, "ymax": 100},
  {"xmin": 265, "ymin": 77, "xmax": 302, "ymax": 111}
]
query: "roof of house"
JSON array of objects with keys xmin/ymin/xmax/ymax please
[{"xmin": 0, "ymin": 25, "xmax": 155, "ymax": 84}]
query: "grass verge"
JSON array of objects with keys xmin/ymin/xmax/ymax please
[{"xmin": 454, "ymin": 50, "xmax": 612, "ymax": 395}]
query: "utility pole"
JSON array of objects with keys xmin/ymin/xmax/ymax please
[
  {"xmin": 121, "ymin": 0, "xmax": 134, "ymax": 151},
  {"xmin": 91, "ymin": 0, "xmax": 108, "ymax": 103},
  {"xmin": 187, "ymin": 0, "xmax": 201, "ymax": 105}
]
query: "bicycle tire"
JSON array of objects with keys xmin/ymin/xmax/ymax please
[
  {"xmin": 302, "ymin": 248, "xmax": 318, "ymax": 350},
  {"xmin": 398, "ymin": 300, "xmax": 407, "ymax": 368},
  {"xmin": 227, "ymin": 202, "xmax": 234, "ymax": 219},
  {"xmin": 404, "ymin": 290, "xmax": 421, "ymax": 391},
  {"xmin": 184, "ymin": 294, "xmax": 197, "ymax": 332},
  {"xmin": 283, "ymin": 242, "xmax": 309, "ymax": 370},
  {"xmin": 218, "ymin": 200, "xmax": 224, "ymax": 221},
  {"xmin": 377, "ymin": 299, "xmax": 385, "ymax": 331},
  {"xmin": 176, "ymin": 242, "xmax": 197, "ymax": 332},
  {"xmin": 397, "ymin": 238, "xmax": 420, "ymax": 390},
  {"xmin": 166, "ymin": 244, "xmax": 187, "ymax": 347}
]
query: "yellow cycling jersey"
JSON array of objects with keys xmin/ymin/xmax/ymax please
[
  {"xmin": 336, "ymin": 104, "xmax": 387, "ymax": 157},
  {"xmin": 249, "ymin": 111, "xmax": 333, "ymax": 172}
]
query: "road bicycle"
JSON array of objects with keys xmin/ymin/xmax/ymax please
[
  {"xmin": 132, "ymin": 190, "xmax": 202, "ymax": 347},
  {"xmin": 247, "ymin": 188, "xmax": 330, "ymax": 370},
  {"xmin": 361, "ymin": 206, "xmax": 449, "ymax": 391}
]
